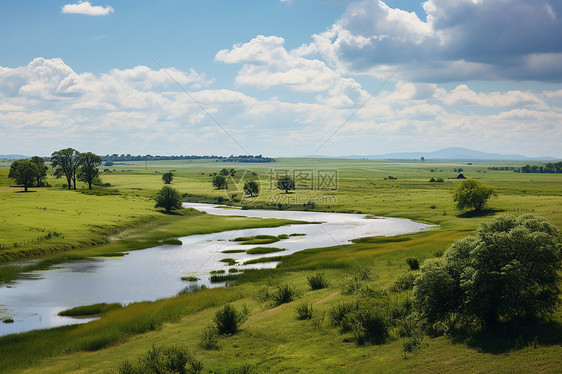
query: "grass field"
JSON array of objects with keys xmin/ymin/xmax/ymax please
[{"xmin": 0, "ymin": 158, "xmax": 561, "ymax": 373}]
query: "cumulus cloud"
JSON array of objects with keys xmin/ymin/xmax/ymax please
[
  {"xmin": 216, "ymin": 35, "xmax": 369, "ymax": 106},
  {"xmin": 298, "ymin": 0, "xmax": 562, "ymax": 82},
  {"xmin": 1, "ymin": 57, "xmax": 561, "ymax": 157},
  {"xmin": 62, "ymin": 1, "xmax": 114, "ymax": 16}
]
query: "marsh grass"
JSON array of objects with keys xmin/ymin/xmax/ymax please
[
  {"xmin": 162, "ymin": 238, "xmax": 182, "ymax": 245},
  {"xmin": 181, "ymin": 276, "xmax": 199, "ymax": 282},
  {"xmin": 220, "ymin": 258, "xmax": 237, "ymax": 266},
  {"xmin": 210, "ymin": 274, "xmax": 239, "ymax": 283},
  {"xmin": 58, "ymin": 303, "xmax": 121, "ymax": 317},
  {"xmin": 246, "ymin": 247, "xmax": 285, "ymax": 255}
]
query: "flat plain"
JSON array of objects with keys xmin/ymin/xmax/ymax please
[{"xmin": 0, "ymin": 158, "xmax": 561, "ymax": 373}]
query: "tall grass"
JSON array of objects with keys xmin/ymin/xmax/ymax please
[{"xmin": 0, "ymin": 287, "xmax": 244, "ymax": 372}]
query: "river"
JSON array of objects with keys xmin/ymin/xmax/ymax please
[{"xmin": 0, "ymin": 203, "xmax": 433, "ymax": 336}]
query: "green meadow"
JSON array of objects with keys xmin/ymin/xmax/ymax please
[{"xmin": 0, "ymin": 158, "xmax": 561, "ymax": 373}]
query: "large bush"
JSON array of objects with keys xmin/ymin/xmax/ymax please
[{"xmin": 414, "ymin": 214, "xmax": 562, "ymax": 326}]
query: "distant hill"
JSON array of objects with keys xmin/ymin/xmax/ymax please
[
  {"xmin": 310, "ymin": 147, "xmax": 558, "ymax": 161},
  {"xmin": 0, "ymin": 154, "xmax": 28, "ymax": 160}
]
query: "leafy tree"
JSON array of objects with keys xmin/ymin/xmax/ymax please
[
  {"xmin": 77, "ymin": 152, "xmax": 101, "ymax": 190},
  {"xmin": 30, "ymin": 156, "xmax": 48, "ymax": 187},
  {"xmin": 453, "ymin": 178, "xmax": 496, "ymax": 211},
  {"xmin": 414, "ymin": 214, "xmax": 562, "ymax": 326},
  {"xmin": 154, "ymin": 186, "xmax": 182, "ymax": 213},
  {"xmin": 243, "ymin": 180, "xmax": 260, "ymax": 197},
  {"xmin": 51, "ymin": 148, "xmax": 80, "ymax": 190},
  {"xmin": 212, "ymin": 175, "xmax": 227, "ymax": 189},
  {"xmin": 8, "ymin": 159, "xmax": 38, "ymax": 192},
  {"xmin": 162, "ymin": 171, "xmax": 174, "ymax": 184},
  {"xmin": 277, "ymin": 176, "xmax": 295, "ymax": 194}
]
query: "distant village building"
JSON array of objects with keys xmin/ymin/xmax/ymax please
[{"xmin": 457, "ymin": 173, "xmax": 466, "ymax": 179}]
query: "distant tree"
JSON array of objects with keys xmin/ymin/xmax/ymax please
[
  {"xmin": 414, "ymin": 214, "xmax": 562, "ymax": 326},
  {"xmin": 78, "ymin": 152, "xmax": 101, "ymax": 190},
  {"xmin": 277, "ymin": 176, "xmax": 295, "ymax": 194},
  {"xmin": 219, "ymin": 168, "xmax": 230, "ymax": 176},
  {"xmin": 154, "ymin": 186, "xmax": 182, "ymax": 213},
  {"xmin": 243, "ymin": 180, "xmax": 260, "ymax": 197},
  {"xmin": 453, "ymin": 179, "xmax": 496, "ymax": 211},
  {"xmin": 30, "ymin": 156, "xmax": 48, "ymax": 187},
  {"xmin": 8, "ymin": 159, "xmax": 38, "ymax": 192},
  {"xmin": 212, "ymin": 175, "xmax": 227, "ymax": 189},
  {"xmin": 162, "ymin": 171, "xmax": 174, "ymax": 184},
  {"xmin": 51, "ymin": 148, "xmax": 80, "ymax": 190}
]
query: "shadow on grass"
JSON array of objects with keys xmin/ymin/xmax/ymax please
[
  {"xmin": 452, "ymin": 320, "xmax": 562, "ymax": 354},
  {"xmin": 15, "ymin": 190, "xmax": 37, "ymax": 193},
  {"xmin": 456, "ymin": 208, "xmax": 504, "ymax": 219}
]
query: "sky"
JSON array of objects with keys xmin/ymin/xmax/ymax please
[{"xmin": 1, "ymin": 0, "xmax": 562, "ymax": 158}]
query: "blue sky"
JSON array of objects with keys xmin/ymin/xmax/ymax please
[{"xmin": 1, "ymin": 0, "xmax": 561, "ymax": 157}]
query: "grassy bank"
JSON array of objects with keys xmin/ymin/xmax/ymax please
[{"xmin": 0, "ymin": 158, "xmax": 561, "ymax": 373}]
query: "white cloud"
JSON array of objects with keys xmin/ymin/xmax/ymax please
[
  {"xmin": 216, "ymin": 35, "xmax": 369, "ymax": 106},
  {"xmin": 1, "ymin": 57, "xmax": 561, "ymax": 157},
  {"xmin": 62, "ymin": 1, "xmax": 114, "ymax": 16},
  {"xmin": 298, "ymin": 0, "xmax": 562, "ymax": 82}
]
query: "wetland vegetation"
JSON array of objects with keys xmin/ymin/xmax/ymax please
[{"xmin": 0, "ymin": 157, "xmax": 561, "ymax": 373}]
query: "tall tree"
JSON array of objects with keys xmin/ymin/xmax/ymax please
[
  {"xmin": 162, "ymin": 171, "xmax": 174, "ymax": 184},
  {"xmin": 243, "ymin": 180, "xmax": 260, "ymax": 197},
  {"xmin": 212, "ymin": 175, "xmax": 227, "ymax": 189},
  {"xmin": 453, "ymin": 178, "xmax": 496, "ymax": 211},
  {"xmin": 78, "ymin": 152, "xmax": 102, "ymax": 190},
  {"xmin": 414, "ymin": 214, "xmax": 561, "ymax": 326},
  {"xmin": 154, "ymin": 186, "xmax": 182, "ymax": 213},
  {"xmin": 51, "ymin": 148, "xmax": 80, "ymax": 190},
  {"xmin": 30, "ymin": 156, "xmax": 48, "ymax": 187},
  {"xmin": 277, "ymin": 176, "xmax": 295, "ymax": 194},
  {"xmin": 8, "ymin": 159, "xmax": 38, "ymax": 192}
]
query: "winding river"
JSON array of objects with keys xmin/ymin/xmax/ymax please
[{"xmin": 0, "ymin": 203, "xmax": 433, "ymax": 336}]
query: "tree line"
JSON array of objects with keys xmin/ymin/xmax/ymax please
[
  {"xmin": 519, "ymin": 161, "xmax": 562, "ymax": 173},
  {"xmin": 91, "ymin": 154, "xmax": 275, "ymax": 163},
  {"xmin": 9, "ymin": 148, "xmax": 101, "ymax": 191}
]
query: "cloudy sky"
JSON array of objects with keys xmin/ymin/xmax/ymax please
[{"xmin": 1, "ymin": 0, "xmax": 561, "ymax": 157}]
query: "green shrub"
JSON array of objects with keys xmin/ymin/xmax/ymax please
[
  {"xmin": 402, "ymin": 336, "xmax": 423, "ymax": 358},
  {"xmin": 272, "ymin": 284, "xmax": 295, "ymax": 306},
  {"xmin": 351, "ymin": 307, "xmax": 389, "ymax": 346},
  {"xmin": 277, "ymin": 234, "xmax": 290, "ymax": 239},
  {"xmin": 392, "ymin": 273, "xmax": 416, "ymax": 292},
  {"xmin": 406, "ymin": 257, "xmax": 419, "ymax": 270},
  {"xmin": 307, "ymin": 273, "xmax": 329, "ymax": 290},
  {"xmin": 199, "ymin": 325, "xmax": 219, "ymax": 350},
  {"xmin": 296, "ymin": 302, "xmax": 313, "ymax": 320},
  {"xmin": 228, "ymin": 268, "xmax": 239, "ymax": 273},
  {"xmin": 214, "ymin": 304, "xmax": 248, "ymax": 335},
  {"xmin": 118, "ymin": 345, "xmax": 203, "ymax": 374},
  {"xmin": 329, "ymin": 301, "xmax": 358, "ymax": 332}
]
